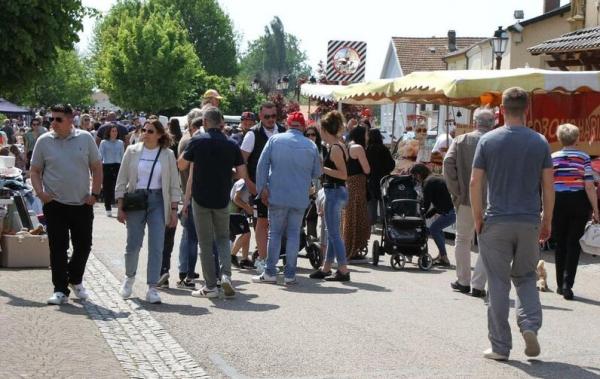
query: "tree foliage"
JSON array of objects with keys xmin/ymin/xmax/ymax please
[
  {"xmin": 12, "ymin": 49, "xmax": 95, "ymax": 108},
  {"xmin": 152, "ymin": 0, "xmax": 238, "ymax": 77},
  {"xmin": 238, "ymin": 17, "xmax": 310, "ymax": 94},
  {"xmin": 93, "ymin": 1, "xmax": 201, "ymax": 112},
  {"xmin": 0, "ymin": 0, "xmax": 93, "ymax": 93}
]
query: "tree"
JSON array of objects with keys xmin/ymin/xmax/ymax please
[
  {"xmin": 152, "ymin": 0, "xmax": 238, "ymax": 77},
  {"xmin": 238, "ymin": 17, "xmax": 311, "ymax": 94},
  {"xmin": 94, "ymin": 2, "xmax": 201, "ymax": 112},
  {"xmin": 0, "ymin": 1, "xmax": 93, "ymax": 93},
  {"xmin": 13, "ymin": 49, "xmax": 95, "ymax": 108}
]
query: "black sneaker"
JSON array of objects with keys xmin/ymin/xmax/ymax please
[
  {"xmin": 239, "ymin": 258, "xmax": 254, "ymax": 269},
  {"xmin": 563, "ymin": 288, "xmax": 574, "ymax": 300},
  {"xmin": 434, "ymin": 255, "xmax": 451, "ymax": 266},
  {"xmin": 176, "ymin": 279, "xmax": 195, "ymax": 289},
  {"xmin": 325, "ymin": 270, "xmax": 350, "ymax": 282},
  {"xmin": 231, "ymin": 255, "xmax": 240, "ymax": 268},
  {"xmin": 309, "ymin": 270, "xmax": 332, "ymax": 279},
  {"xmin": 157, "ymin": 273, "xmax": 169, "ymax": 288},
  {"xmin": 556, "ymin": 287, "xmax": 564, "ymax": 295},
  {"xmin": 192, "ymin": 272, "xmax": 200, "ymax": 279},
  {"xmin": 472, "ymin": 288, "xmax": 487, "ymax": 298},
  {"xmin": 450, "ymin": 281, "xmax": 471, "ymax": 294}
]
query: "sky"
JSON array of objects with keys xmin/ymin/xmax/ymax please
[{"xmin": 77, "ymin": 0, "xmax": 570, "ymax": 80}]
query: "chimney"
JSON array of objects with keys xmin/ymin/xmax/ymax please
[
  {"xmin": 448, "ymin": 30, "xmax": 457, "ymax": 52},
  {"xmin": 543, "ymin": 0, "xmax": 560, "ymax": 13}
]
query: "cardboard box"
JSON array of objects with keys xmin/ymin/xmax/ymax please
[{"xmin": 1, "ymin": 235, "xmax": 50, "ymax": 268}]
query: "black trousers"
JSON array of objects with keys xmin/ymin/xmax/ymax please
[
  {"xmin": 102, "ymin": 163, "xmax": 120, "ymax": 211},
  {"xmin": 43, "ymin": 201, "xmax": 94, "ymax": 295},
  {"xmin": 160, "ymin": 225, "xmax": 177, "ymax": 275},
  {"xmin": 552, "ymin": 190, "xmax": 591, "ymax": 290}
]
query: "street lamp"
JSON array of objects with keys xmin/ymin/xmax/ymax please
[
  {"xmin": 281, "ymin": 75, "xmax": 289, "ymax": 90},
  {"xmin": 491, "ymin": 26, "xmax": 508, "ymax": 70},
  {"xmin": 229, "ymin": 81, "xmax": 237, "ymax": 93},
  {"xmin": 251, "ymin": 77, "xmax": 260, "ymax": 92},
  {"xmin": 276, "ymin": 79, "xmax": 282, "ymax": 90},
  {"xmin": 309, "ymin": 76, "xmax": 317, "ymax": 84}
]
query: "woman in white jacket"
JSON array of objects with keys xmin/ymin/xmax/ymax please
[{"xmin": 115, "ymin": 119, "xmax": 181, "ymax": 304}]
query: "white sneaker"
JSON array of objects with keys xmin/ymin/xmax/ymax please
[
  {"xmin": 251, "ymin": 272, "xmax": 277, "ymax": 284},
  {"xmin": 120, "ymin": 277, "xmax": 135, "ymax": 299},
  {"xmin": 145, "ymin": 287, "xmax": 161, "ymax": 304},
  {"xmin": 221, "ymin": 275, "xmax": 235, "ymax": 297},
  {"xmin": 522, "ymin": 330, "xmax": 540, "ymax": 357},
  {"xmin": 47, "ymin": 292, "xmax": 68, "ymax": 305},
  {"xmin": 106, "ymin": 210, "xmax": 112, "ymax": 217},
  {"xmin": 483, "ymin": 348, "xmax": 508, "ymax": 361},
  {"xmin": 191, "ymin": 286, "xmax": 219, "ymax": 298},
  {"xmin": 284, "ymin": 277, "xmax": 297, "ymax": 285},
  {"xmin": 69, "ymin": 283, "xmax": 89, "ymax": 300},
  {"xmin": 254, "ymin": 258, "xmax": 266, "ymax": 274}
]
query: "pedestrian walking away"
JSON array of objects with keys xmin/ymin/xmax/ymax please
[
  {"xmin": 471, "ymin": 87, "xmax": 555, "ymax": 361},
  {"xmin": 551, "ymin": 123, "xmax": 599, "ymax": 300},
  {"xmin": 181, "ymin": 106, "xmax": 247, "ymax": 299},
  {"xmin": 343, "ymin": 125, "xmax": 371, "ymax": 259},
  {"xmin": 443, "ymin": 107, "xmax": 492, "ymax": 297},
  {"xmin": 115, "ymin": 119, "xmax": 181, "ymax": 305},
  {"xmin": 251, "ymin": 111, "xmax": 321, "ymax": 285},
  {"xmin": 99, "ymin": 124, "xmax": 125, "ymax": 217},
  {"xmin": 29, "ymin": 104, "xmax": 103, "ymax": 305},
  {"xmin": 366, "ymin": 128, "xmax": 396, "ymax": 228},
  {"xmin": 240, "ymin": 102, "xmax": 286, "ymax": 273}
]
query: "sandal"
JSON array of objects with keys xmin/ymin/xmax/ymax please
[{"xmin": 325, "ymin": 270, "xmax": 350, "ymax": 282}]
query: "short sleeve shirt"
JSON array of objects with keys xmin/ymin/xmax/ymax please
[
  {"xmin": 183, "ymin": 128, "xmax": 244, "ymax": 209},
  {"xmin": 473, "ymin": 126, "xmax": 552, "ymax": 224},
  {"xmin": 240, "ymin": 124, "xmax": 278, "ymax": 153},
  {"xmin": 31, "ymin": 128, "xmax": 101, "ymax": 205}
]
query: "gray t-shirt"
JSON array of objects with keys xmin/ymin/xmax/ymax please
[
  {"xmin": 31, "ymin": 128, "xmax": 102, "ymax": 205},
  {"xmin": 473, "ymin": 126, "xmax": 552, "ymax": 225}
]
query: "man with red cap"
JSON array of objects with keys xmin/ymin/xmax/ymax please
[{"xmin": 251, "ymin": 112, "xmax": 321, "ymax": 285}]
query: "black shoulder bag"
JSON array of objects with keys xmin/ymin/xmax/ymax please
[{"xmin": 122, "ymin": 147, "xmax": 161, "ymax": 212}]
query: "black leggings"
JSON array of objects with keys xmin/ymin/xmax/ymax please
[
  {"xmin": 552, "ymin": 190, "xmax": 591, "ymax": 290},
  {"xmin": 102, "ymin": 163, "xmax": 120, "ymax": 211}
]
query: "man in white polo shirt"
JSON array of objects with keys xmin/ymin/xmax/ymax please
[{"xmin": 30, "ymin": 104, "xmax": 103, "ymax": 305}]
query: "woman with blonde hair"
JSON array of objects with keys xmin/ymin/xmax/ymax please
[
  {"xmin": 551, "ymin": 123, "xmax": 598, "ymax": 300},
  {"xmin": 115, "ymin": 119, "xmax": 182, "ymax": 304}
]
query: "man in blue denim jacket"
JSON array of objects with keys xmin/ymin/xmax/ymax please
[{"xmin": 252, "ymin": 112, "xmax": 321, "ymax": 284}]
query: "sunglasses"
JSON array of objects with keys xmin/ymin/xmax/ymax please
[
  {"xmin": 263, "ymin": 114, "xmax": 277, "ymax": 120},
  {"xmin": 305, "ymin": 133, "xmax": 316, "ymax": 137},
  {"xmin": 48, "ymin": 117, "xmax": 64, "ymax": 123},
  {"xmin": 142, "ymin": 128, "xmax": 155, "ymax": 134}
]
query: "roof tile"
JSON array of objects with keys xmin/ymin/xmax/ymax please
[{"xmin": 528, "ymin": 26, "xmax": 600, "ymax": 55}]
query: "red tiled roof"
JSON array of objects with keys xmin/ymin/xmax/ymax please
[{"xmin": 392, "ymin": 37, "xmax": 486, "ymax": 74}]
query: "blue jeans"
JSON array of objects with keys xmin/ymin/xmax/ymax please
[
  {"xmin": 324, "ymin": 187, "xmax": 348, "ymax": 265},
  {"xmin": 124, "ymin": 190, "xmax": 165, "ymax": 285},
  {"xmin": 266, "ymin": 206, "xmax": 305, "ymax": 278},
  {"xmin": 429, "ymin": 210, "xmax": 456, "ymax": 257},
  {"xmin": 178, "ymin": 203, "xmax": 198, "ymax": 279}
]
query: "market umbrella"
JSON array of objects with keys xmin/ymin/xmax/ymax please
[{"xmin": 0, "ymin": 98, "xmax": 31, "ymax": 115}]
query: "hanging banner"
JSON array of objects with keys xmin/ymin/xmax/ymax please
[{"xmin": 528, "ymin": 92, "xmax": 600, "ymax": 156}]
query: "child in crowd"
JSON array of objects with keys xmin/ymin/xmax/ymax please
[{"xmin": 229, "ymin": 178, "xmax": 254, "ymax": 268}]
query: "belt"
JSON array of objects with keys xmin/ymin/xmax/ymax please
[{"xmin": 323, "ymin": 183, "xmax": 345, "ymax": 189}]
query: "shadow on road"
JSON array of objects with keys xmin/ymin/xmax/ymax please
[
  {"xmin": 142, "ymin": 300, "xmax": 210, "ymax": 316},
  {"xmin": 507, "ymin": 359, "xmax": 600, "ymax": 379},
  {"xmin": 575, "ymin": 296, "xmax": 600, "ymax": 308},
  {"xmin": 208, "ymin": 292, "xmax": 279, "ymax": 313},
  {"xmin": 0, "ymin": 289, "xmax": 48, "ymax": 308}
]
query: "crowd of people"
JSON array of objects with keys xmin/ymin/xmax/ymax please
[{"xmin": 23, "ymin": 86, "xmax": 599, "ymax": 361}]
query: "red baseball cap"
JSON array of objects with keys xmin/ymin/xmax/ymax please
[
  {"xmin": 361, "ymin": 108, "xmax": 373, "ymax": 117},
  {"xmin": 286, "ymin": 112, "xmax": 305, "ymax": 127}
]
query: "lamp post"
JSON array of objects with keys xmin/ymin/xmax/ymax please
[
  {"xmin": 491, "ymin": 26, "xmax": 508, "ymax": 70},
  {"xmin": 281, "ymin": 75, "xmax": 289, "ymax": 90},
  {"xmin": 251, "ymin": 77, "xmax": 260, "ymax": 92},
  {"xmin": 229, "ymin": 81, "xmax": 237, "ymax": 93}
]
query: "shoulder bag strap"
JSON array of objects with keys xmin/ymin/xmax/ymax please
[{"xmin": 146, "ymin": 147, "xmax": 162, "ymax": 191}]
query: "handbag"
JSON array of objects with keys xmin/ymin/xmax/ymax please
[
  {"xmin": 579, "ymin": 221, "xmax": 600, "ymax": 256},
  {"xmin": 122, "ymin": 148, "xmax": 161, "ymax": 212}
]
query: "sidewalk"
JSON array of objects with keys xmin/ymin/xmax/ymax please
[{"xmin": 0, "ymin": 267, "xmax": 126, "ymax": 378}]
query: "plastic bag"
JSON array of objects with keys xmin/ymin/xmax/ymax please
[{"xmin": 579, "ymin": 222, "xmax": 600, "ymax": 256}]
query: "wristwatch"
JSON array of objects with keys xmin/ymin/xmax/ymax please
[{"xmin": 91, "ymin": 193, "xmax": 100, "ymax": 200}]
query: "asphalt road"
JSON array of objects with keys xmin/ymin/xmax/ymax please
[{"xmin": 89, "ymin": 205, "xmax": 600, "ymax": 379}]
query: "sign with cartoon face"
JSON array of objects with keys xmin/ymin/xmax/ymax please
[{"xmin": 327, "ymin": 40, "xmax": 367, "ymax": 83}]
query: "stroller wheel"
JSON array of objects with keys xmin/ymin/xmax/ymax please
[
  {"xmin": 372, "ymin": 241, "xmax": 380, "ymax": 266},
  {"xmin": 390, "ymin": 254, "xmax": 406, "ymax": 270},
  {"xmin": 418, "ymin": 254, "xmax": 433, "ymax": 271},
  {"xmin": 307, "ymin": 243, "xmax": 323, "ymax": 269}
]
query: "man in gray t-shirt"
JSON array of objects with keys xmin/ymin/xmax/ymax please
[
  {"xmin": 470, "ymin": 88, "xmax": 555, "ymax": 361},
  {"xmin": 30, "ymin": 104, "xmax": 103, "ymax": 306}
]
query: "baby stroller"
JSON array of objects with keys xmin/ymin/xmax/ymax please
[
  {"xmin": 372, "ymin": 175, "xmax": 433, "ymax": 271},
  {"xmin": 252, "ymin": 197, "xmax": 323, "ymax": 269}
]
